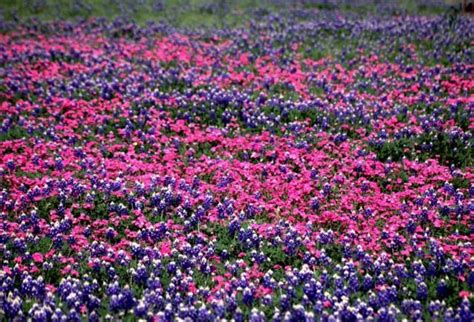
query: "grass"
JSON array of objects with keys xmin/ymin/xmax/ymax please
[
  {"xmin": 0, "ymin": 0, "xmax": 188, "ymax": 25},
  {"xmin": 0, "ymin": 0, "xmax": 252, "ymax": 27},
  {"xmin": 0, "ymin": 0, "xmax": 457, "ymax": 28}
]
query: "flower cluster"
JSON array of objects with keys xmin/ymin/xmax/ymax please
[{"xmin": 0, "ymin": 4, "xmax": 473, "ymax": 321}]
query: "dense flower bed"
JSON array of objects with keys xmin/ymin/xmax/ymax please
[{"xmin": 0, "ymin": 10, "xmax": 473, "ymax": 321}]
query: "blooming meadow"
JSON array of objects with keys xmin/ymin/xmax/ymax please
[{"xmin": 0, "ymin": 1, "xmax": 473, "ymax": 321}]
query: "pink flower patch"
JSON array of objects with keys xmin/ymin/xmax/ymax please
[{"xmin": 32, "ymin": 253, "xmax": 44, "ymax": 263}]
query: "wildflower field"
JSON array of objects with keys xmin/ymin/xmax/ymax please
[{"xmin": 0, "ymin": 0, "xmax": 473, "ymax": 320}]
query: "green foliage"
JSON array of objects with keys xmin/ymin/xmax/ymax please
[
  {"xmin": 0, "ymin": 0, "xmax": 454, "ymax": 29},
  {"xmin": 371, "ymin": 131, "xmax": 473, "ymax": 168}
]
